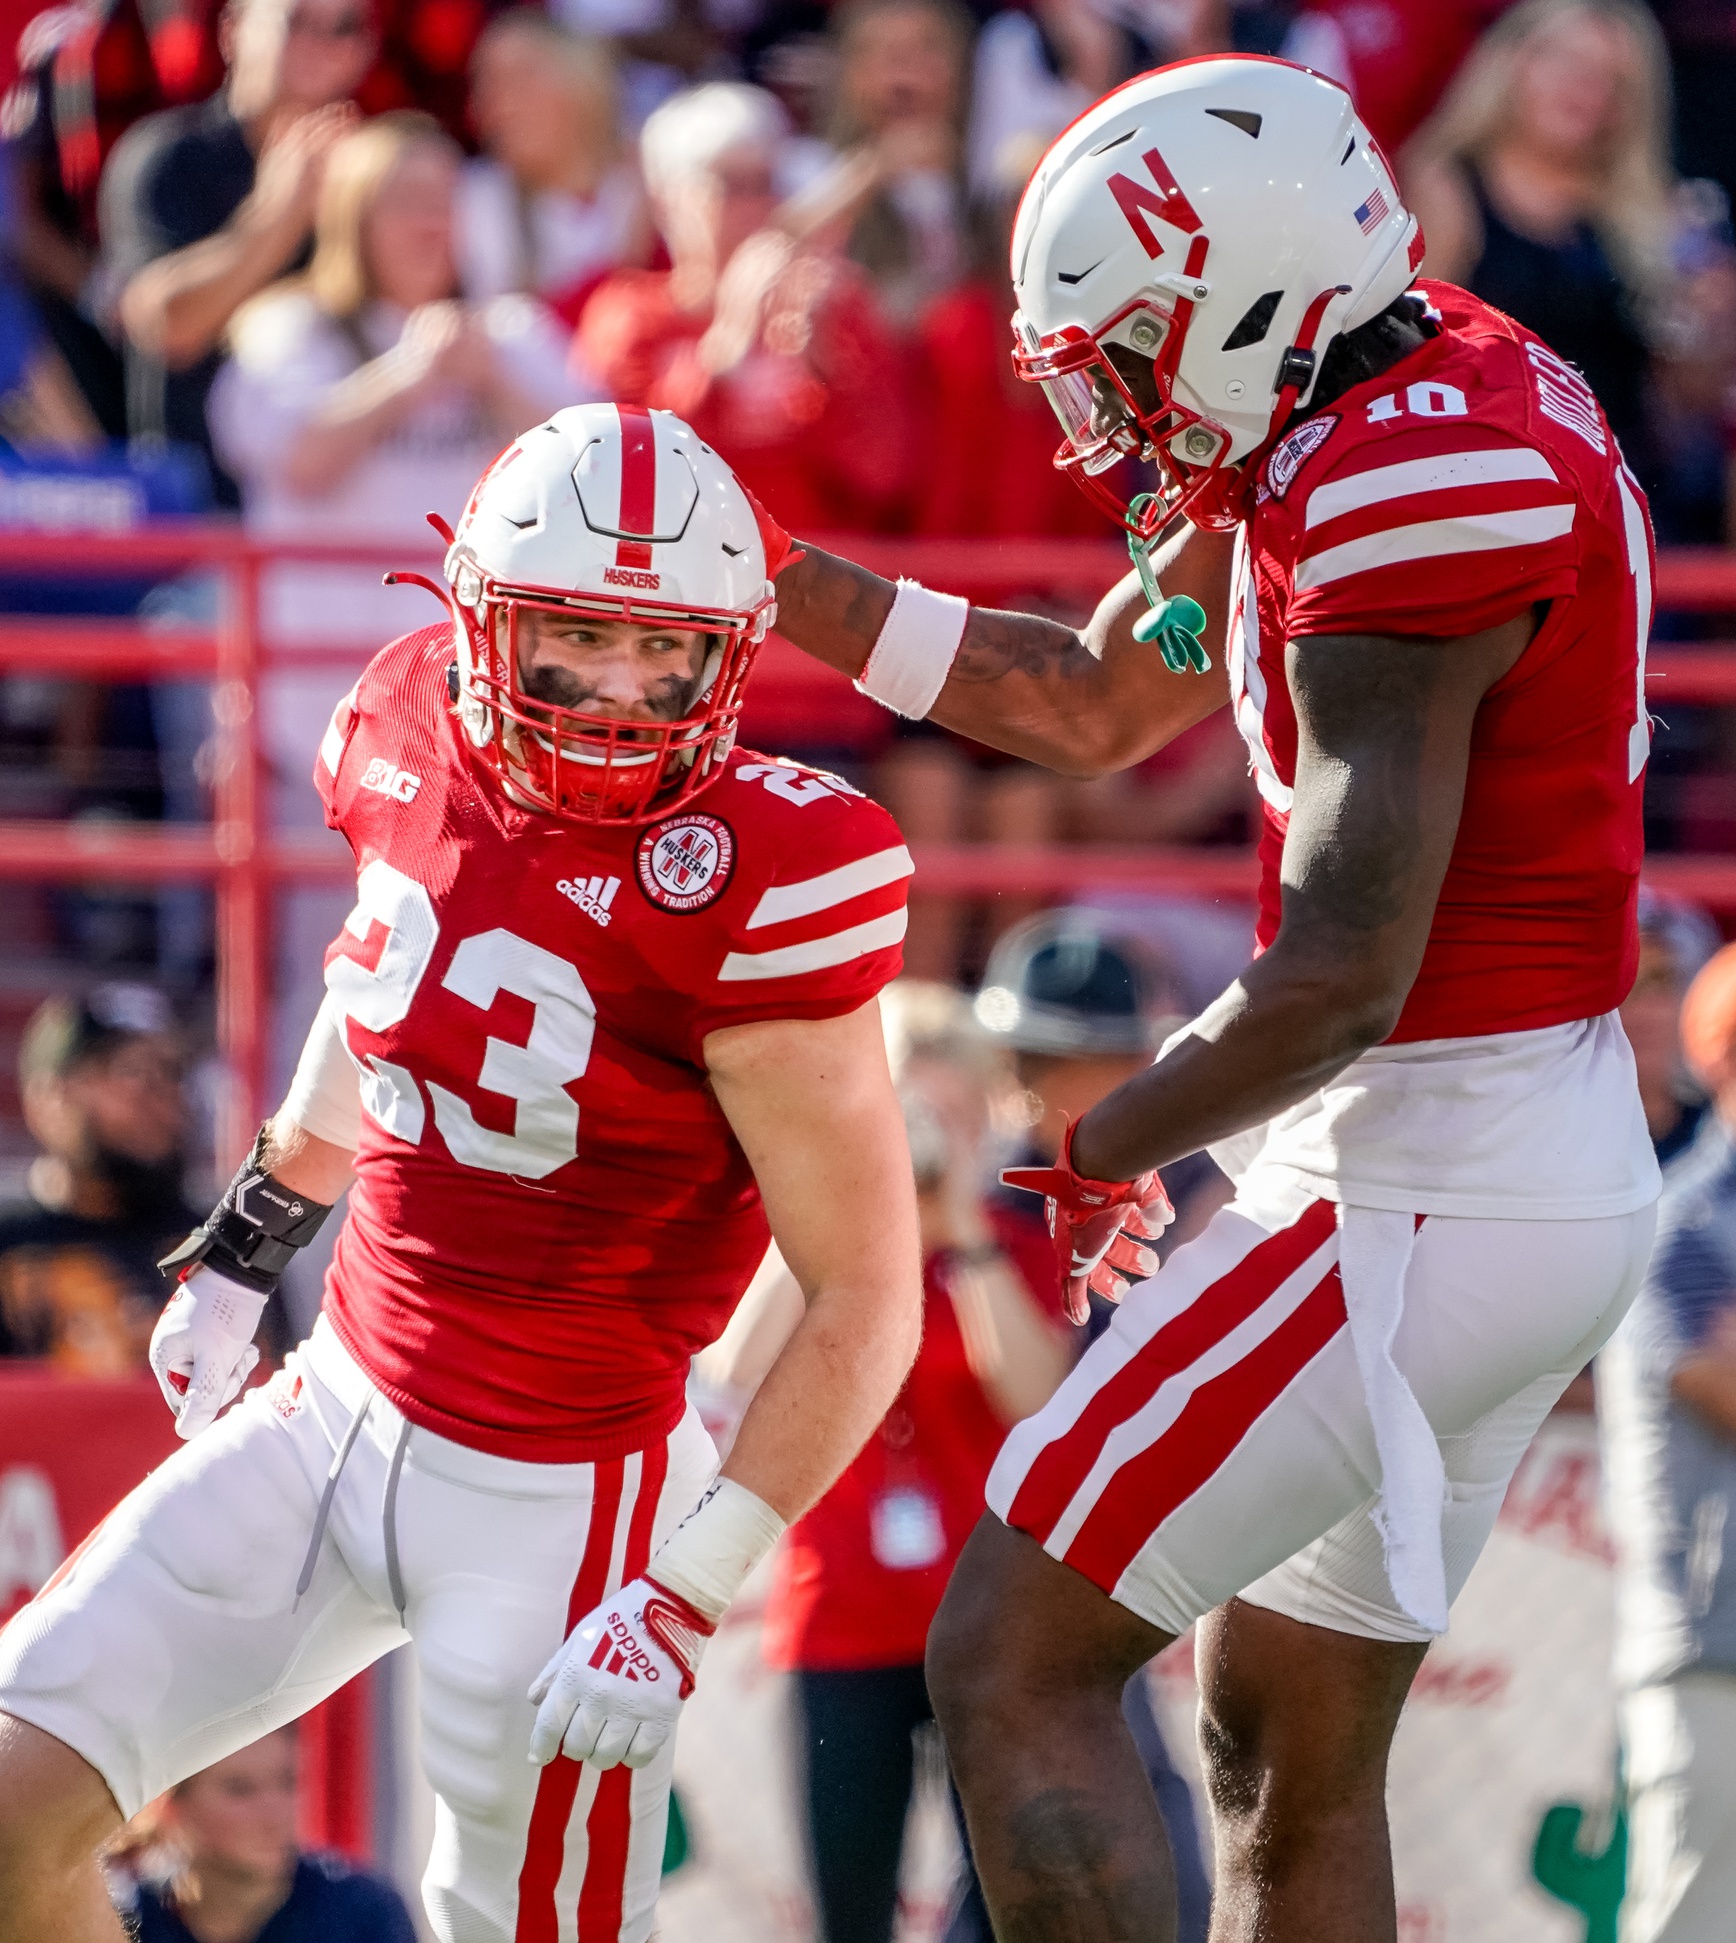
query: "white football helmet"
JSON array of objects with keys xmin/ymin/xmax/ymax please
[
  {"xmin": 1011, "ymin": 55, "xmax": 1423, "ymax": 537},
  {"xmin": 412, "ymin": 403, "xmax": 775, "ymax": 825}
]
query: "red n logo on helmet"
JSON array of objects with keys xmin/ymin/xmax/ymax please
[{"xmin": 1107, "ymin": 147, "xmax": 1202, "ymax": 259}]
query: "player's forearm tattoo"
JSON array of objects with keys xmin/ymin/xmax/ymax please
[{"xmin": 948, "ymin": 608, "xmax": 1093, "ymax": 685}]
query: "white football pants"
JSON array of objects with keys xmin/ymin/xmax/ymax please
[
  {"xmin": 989, "ymin": 1196, "xmax": 1656, "ymax": 1640},
  {"xmin": 0, "ymin": 1317, "xmax": 717, "ymax": 1943}
]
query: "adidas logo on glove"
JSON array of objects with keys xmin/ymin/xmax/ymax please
[{"xmin": 587, "ymin": 1612, "xmax": 662, "ymax": 1684}]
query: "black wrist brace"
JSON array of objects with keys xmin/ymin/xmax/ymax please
[{"xmin": 158, "ymin": 1128, "xmax": 336, "ymax": 1298}]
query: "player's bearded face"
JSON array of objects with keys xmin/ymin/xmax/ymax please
[{"xmin": 514, "ymin": 611, "xmax": 712, "ymax": 741}]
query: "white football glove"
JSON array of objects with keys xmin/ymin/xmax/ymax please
[
  {"xmin": 149, "ymin": 1265, "xmax": 267, "ymax": 1439},
  {"xmin": 527, "ymin": 1576, "xmax": 714, "ymax": 1771}
]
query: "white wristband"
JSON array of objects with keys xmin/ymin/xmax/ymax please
[
  {"xmin": 647, "ymin": 1476, "xmax": 786, "ymax": 1624},
  {"xmin": 855, "ymin": 579, "xmax": 969, "ymax": 719}
]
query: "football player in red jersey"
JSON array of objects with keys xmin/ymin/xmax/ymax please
[
  {"xmin": 757, "ymin": 55, "xmax": 1662, "ymax": 1943},
  {"xmin": 0, "ymin": 403, "xmax": 924, "ymax": 1943}
]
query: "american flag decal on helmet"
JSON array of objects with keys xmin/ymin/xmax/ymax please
[{"xmin": 1354, "ymin": 187, "xmax": 1389, "ymax": 234}]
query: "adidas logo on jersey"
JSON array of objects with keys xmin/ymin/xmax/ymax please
[
  {"xmin": 359, "ymin": 757, "xmax": 421, "ymax": 802},
  {"xmin": 557, "ymin": 875, "xmax": 621, "ymax": 926}
]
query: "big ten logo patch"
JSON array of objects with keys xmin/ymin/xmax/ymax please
[
  {"xmin": 637, "ymin": 814, "xmax": 735, "ymax": 911},
  {"xmin": 360, "ymin": 756, "xmax": 421, "ymax": 802}
]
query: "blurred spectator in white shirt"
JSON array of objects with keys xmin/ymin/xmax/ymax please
[
  {"xmin": 456, "ymin": 11, "xmax": 653, "ymax": 329},
  {"xmin": 209, "ymin": 109, "xmax": 586, "ymax": 648},
  {"xmin": 207, "ymin": 109, "xmax": 590, "ymax": 1126}
]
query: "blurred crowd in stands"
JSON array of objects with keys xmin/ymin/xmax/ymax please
[
  {"xmin": 0, "ymin": 0, "xmax": 1730, "ymax": 539},
  {"xmin": 0, "ymin": 0, "xmax": 1731, "ymax": 999},
  {"xmin": 0, "ymin": 0, "xmax": 1731, "ymax": 994},
  {"xmin": 2, "ymin": 3, "xmax": 1736, "ymax": 1929}
]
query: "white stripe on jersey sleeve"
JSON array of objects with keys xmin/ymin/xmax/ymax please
[
  {"xmin": 1303, "ymin": 447, "xmax": 1560, "ymax": 530},
  {"xmin": 719, "ymin": 909, "xmax": 909, "ymax": 981},
  {"xmin": 1293, "ymin": 503, "xmax": 1576, "ymax": 593},
  {"xmin": 745, "ymin": 845, "xmax": 915, "ymax": 930},
  {"xmin": 318, "ymin": 686, "xmax": 358, "ymax": 776}
]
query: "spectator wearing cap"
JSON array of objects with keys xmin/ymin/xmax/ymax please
[
  {"xmin": 973, "ymin": 910, "xmax": 1223, "ymax": 1943},
  {"xmin": 104, "ymin": 1725, "xmax": 417, "ymax": 1942},
  {"xmin": 96, "ymin": 0, "xmax": 377, "ymax": 504},
  {"xmin": 1601, "ymin": 943, "xmax": 1736, "ymax": 1941},
  {"xmin": 577, "ymin": 80, "xmax": 912, "ymax": 532},
  {"xmin": 700, "ymin": 983, "xmax": 1071, "ymax": 1943},
  {"xmin": 976, "ymin": 910, "xmax": 1232, "ymax": 1261},
  {"xmin": 0, "ymin": 985, "xmax": 203, "ymax": 1371}
]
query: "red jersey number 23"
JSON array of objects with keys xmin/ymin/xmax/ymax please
[{"xmin": 326, "ymin": 859, "xmax": 596, "ymax": 1179}]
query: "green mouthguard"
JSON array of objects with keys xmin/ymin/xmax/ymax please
[{"xmin": 1126, "ymin": 495, "xmax": 1211, "ymax": 674}]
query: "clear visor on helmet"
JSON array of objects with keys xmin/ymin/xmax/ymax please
[
  {"xmin": 1016, "ymin": 307, "xmax": 1176, "ymax": 468},
  {"xmin": 1012, "ymin": 304, "xmax": 1237, "ymax": 539}
]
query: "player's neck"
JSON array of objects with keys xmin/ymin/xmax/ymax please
[{"xmin": 1306, "ymin": 293, "xmax": 1437, "ymax": 417}]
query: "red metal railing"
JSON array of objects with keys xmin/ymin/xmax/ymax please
[{"xmin": 2, "ymin": 527, "xmax": 1736, "ymax": 1158}]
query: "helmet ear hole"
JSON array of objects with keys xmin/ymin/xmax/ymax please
[{"xmin": 1222, "ymin": 291, "xmax": 1283, "ymax": 352}]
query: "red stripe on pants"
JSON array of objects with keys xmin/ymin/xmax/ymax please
[
  {"xmin": 516, "ymin": 1457, "xmax": 626, "ymax": 1943},
  {"xmin": 614, "ymin": 405, "xmax": 657, "ymax": 537},
  {"xmin": 1064, "ymin": 1263, "xmax": 1348, "ymax": 1592},
  {"xmin": 576, "ymin": 1437, "xmax": 670, "ymax": 1941},
  {"xmin": 1007, "ymin": 1200, "xmax": 1337, "ymax": 1542}
]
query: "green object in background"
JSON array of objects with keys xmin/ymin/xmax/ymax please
[
  {"xmin": 662, "ymin": 1784, "xmax": 690, "ymax": 1876},
  {"xmin": 1126, "ymin": 494, "xmax": 1211, "ymax": 674},
  {"xmin": 1531, "ymin": 1797, "xmax": 1626, "ymax": 1943}
]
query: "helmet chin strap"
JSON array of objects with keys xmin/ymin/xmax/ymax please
[{"xmin": 1266, "ymin": 284, "xmax": 1351, "ymax": 443}]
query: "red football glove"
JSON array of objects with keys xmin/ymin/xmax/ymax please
[
  {"xmin": 1002, "ymin": 1121, "xmax": 1174, "ymax": 1325},
  {"xmin": 741, "ymin": 482, "xmax": 805, "ymax": 580}
]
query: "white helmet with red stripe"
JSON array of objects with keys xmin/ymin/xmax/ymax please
[
  {"xmin": 438, "ymin": 402, "xmax": 775, "ymax": 825},
  {"xmin": 1011, "ymin": 55, "xmax": 1422, "ymax": 540}
]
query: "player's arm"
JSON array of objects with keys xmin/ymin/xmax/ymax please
[
  {"xmin": 700, "ymin": 1000, "xmax": 923, "ymax": 1512},
  {"xmin": 528, "ymin": 999, "xmax": 923, "ymax": 1773},
  {"xmin": 149, "ymin": 1000, "xmax": 359, "ymax": 1437},
  {"xmin": 771, "ymin": 521, "xmax": 1235, "ymax": 776},
  {"xmin": 1021, "ymin": 609, "xmax": 1537, "ymax": 1300}
]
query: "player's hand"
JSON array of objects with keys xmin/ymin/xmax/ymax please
[
  {"xmin": 527, "ymin": 1575, "xmax": 714, "ymax": 1771},
  {"xmin": 1002, "ymin": 1121, "xmax": 1174, "ymax": 1324},
  {"xmin": 148, "ymin": 1264, "xmax": 267, "ymax": 1438},
  {"xmin": 739, "ymin": 481, "xmax": 804, "ymax": 580}
]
